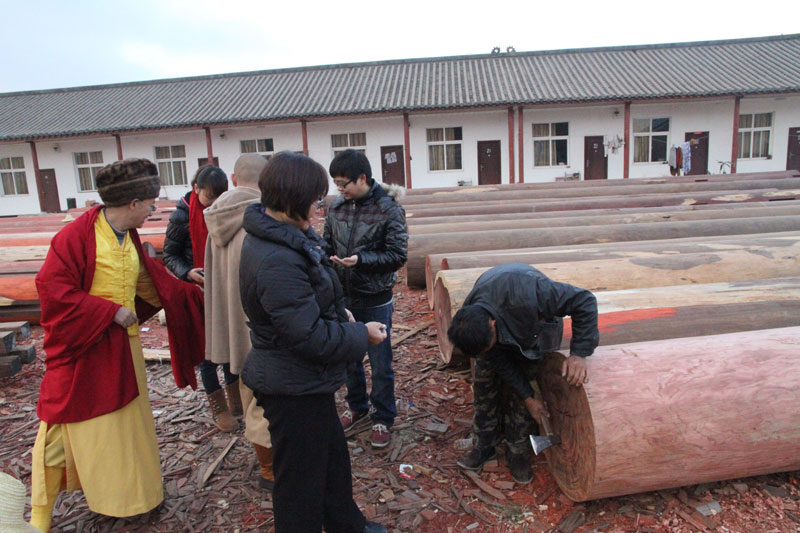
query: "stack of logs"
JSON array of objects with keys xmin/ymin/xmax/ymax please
[
  {"xmin": 0, "ymin": 321, "xmax": 36, "ymax": 378},
  {"xmin": 0, "ymin": 203, "xmax": 174, "ymax": 323},
  {"xmin": 403, "ymin": 170, "xmax": 800, "ymax": 502}
]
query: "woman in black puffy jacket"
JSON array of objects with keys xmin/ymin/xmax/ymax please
[{"xmin": 239, "ymin": 151, "xmax": 387, "ymax": 533}]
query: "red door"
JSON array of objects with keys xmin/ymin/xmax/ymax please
[
  {"xmin": 477, "ymin": 140, "xmax": 501, "ymax": 185},
  {"xmin": 380, "ymin": 146, "xmax": 405, "ymax": 186},
  {"xmin": 38, "ymin": 168, "xmax": 61, "ymax": 212},
  {"xmin": 685, "ymin": 132, "xmax": 709, "ymax": 175},
  {"xmin": 583, "ymin": 136, "xmax": 607, "ymax": 180},
  {"xmin": 787, "ymin": 127, "xmax": 800, "ymax": 172}
]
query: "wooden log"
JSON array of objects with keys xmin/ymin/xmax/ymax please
[
  {"xmin": 404, "ymin": 188, "xmax": 800, "ymax": 218},
  {"xmin": 407, "ymin": 214, "xmax": 800, "ymax": 288},
  {"xmin": 425, "ymin": 231, "xmax": 800, "ymax": 303},
  {"xmin": 8, "ymin": 344, "xmax": 36, "ymax": 364},
  {"xmin": 409, "ymin": 203, "xmax": 800, "ymax": 235},
  {"xmin": 433, "ymin": 248, "xmax": 800, "ymax": 362},
  {"xmin": 407, "ymin": 199, "xmax": 800, "ymax": 226},
  {"xmin": 400, "ymin": 177, "xmax": 800, "ymax": 206},
  {"xmin": 537, "ymin": 327, "xmax": 800, "ymax": 501},
  {"xmin": 0, "ymin": 233, "xmax": 166, "ymax": 251},
  {"xmin": 0, "ymin": 261, "xmax": 45, "ymax": 276},
  {"xmin": 0, "ymin": 355, "xmax": 22, "ymax": 378},
  {"xmin": 402, "ymin": 170, "xmax": 799, "ymax": 196},
  {"xmin": 0, "ymin": 321, "xmax": 32, "ymax": 341},
  {"xmin": 0, "ymin": 330, "xmax": 16, "ymax": 355}
]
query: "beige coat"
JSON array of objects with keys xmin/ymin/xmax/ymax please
[{"xmin": 203, "ymin": 186, "xmax": 260, "ymax": 373}]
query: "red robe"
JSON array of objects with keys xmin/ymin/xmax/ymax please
[{"xmin": 35, "ymin": 205, "xmax": 205, "ymax": 424}]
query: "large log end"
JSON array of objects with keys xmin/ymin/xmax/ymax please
[{"xmin": 539, "ymin": 352, "xmax": 597, "ymax": 502}]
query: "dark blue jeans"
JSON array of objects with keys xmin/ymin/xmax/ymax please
[
  {"xmin": 346, "ymin": 302, "xmax": 396, "ymax": 427},
  {"xmin": 199, "ymin": 360, "xmax": 237, "ymax": 394}
]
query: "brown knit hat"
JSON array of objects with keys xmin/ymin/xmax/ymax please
[{"xmin": 96, "ymin": 158, "xmax": 162, "ymax": 206}]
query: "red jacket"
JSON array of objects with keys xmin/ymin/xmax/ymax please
[{"xmin": 35, "ymin": 205, "xmax": 205, "ymax": 424}]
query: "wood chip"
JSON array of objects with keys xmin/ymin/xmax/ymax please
[{"xmin": 462, "ymin": 470, "xmax": 507, "ymax": 501}]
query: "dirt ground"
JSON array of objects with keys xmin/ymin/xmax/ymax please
[{"xmin": 1, "ymin": 273, "xmax": 799, "ymax": 532}]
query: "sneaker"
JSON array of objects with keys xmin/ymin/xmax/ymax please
[
  {"xmin": 507, "ymin": 452, "xmax": 533, "ymax": 484},
  {"xmin": 456, "ymin": 446, "xmax": 497, "ymax": 471},
  {"xmin": 371, "ymin": 424, "xmax": 391, "ymax": 448},
  {"xmin": 340, "ymin": 409, "xmax": 366, "ymax": 431},
  {"xmin": 364, "ymin": 521, "xmax": 387, "ymax": 533}
]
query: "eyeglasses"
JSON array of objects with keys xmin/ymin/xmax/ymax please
[
  {"xmin": 315, "ymin": 198, "xmax": 325, "ymax": 210},
  {"xmin": 334, "ymin": 179, "xmax": 355, "ymax": 190}
]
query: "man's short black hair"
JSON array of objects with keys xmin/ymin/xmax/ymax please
[
  {"xmin": 447, "ymin": 305, "xmax": 493, "ymax": 357},
  {"xmin": 260, "ymin": 151, "xmax": 329, "ymax": 222},
  {"xmin": 193, "ymin": 165, "xmax": 229, "ymax": 198},
  {"xmin": 329, "ymin": 149, "xmax": 373, "ymax": 185}
]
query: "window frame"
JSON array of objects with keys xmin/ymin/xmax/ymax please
[
  {"xmin": 240, "ymin": 138, "xmax": 275, "ymax": 159},
  {"xmin": 331, "ymin": 132, "xmax": 367, "ymax": 159},
  {"xmin": 154, "ymin": 145, "xmax": 188, "ymax": 187},
  {"xmin": 632, "ymin": 117, "xmax": 670, "ymax": 164},
  {"xmin": 426, "ymin": 127, "xmax": 463, "ymax": 172},
  {"xmin": 737, "ymin": 112, "xmax": 773, "ymax": 159},
  {"xmin": 0, "ymin": 156, "xmax": 29, "ymax": 196},
  {"xmin": 73, "ymin": 150, "xmax": 105, "ymax": 192},
  {"xmin": 532, "ymin": 122, "xmax": 570, "ymax": 167}
]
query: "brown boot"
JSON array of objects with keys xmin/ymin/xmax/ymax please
[
  {"xmin": 207, "ymin": 388, "xmax": 237, "ymax": 432},
  {"xmin": 225, "ymin": 381, "xmax": 243, "ymax": 417},
  {"xmin": 253, "ymin": 443, "xmax": 275, "ymax": 491}
]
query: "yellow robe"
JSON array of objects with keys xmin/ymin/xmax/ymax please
[{"xmin": 31, "ymin": 214, "xmax": 164, "ymax": 517}]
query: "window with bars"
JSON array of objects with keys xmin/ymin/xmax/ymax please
[
  {"xmin": 426, "ymin": 127, "xmax": 462, "ymax": 171},
  {"xmin": 331, "ymin": 133, "xmax": 367, "ymax": 156},
  {"xmin": 738, "ymin": 113, "xmax": 772, "ymax": 158},
  {"xmin": 74, "ymin": 151, "xmax": 104, "ymax": 191},
  {"xmin": 154, "ymin": 145, "xmax": 187, "ymax": 186},
  {"xmin": 633, "ymin": 118, "xmax": 670, "ymax": 163},
  {"xmin": 240, "ymin": 138, "xmax": 274, "ymax": 159},
  {"xmin": 532, "ymin": 122, "xmax": 569, "ymax": 167},
  {"xmin": 0, "ymin": 156, "xmax": 29, "ymax": 196}
]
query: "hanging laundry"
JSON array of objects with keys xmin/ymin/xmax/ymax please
[
  {"xmin": 680, "ymin": 141, "xmax": 692, "ymax": 174},
  {"xmin": 668, "ymin": 145, "xmax": 679, "ymax": 176}
]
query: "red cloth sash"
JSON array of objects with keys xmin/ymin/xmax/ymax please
[{"xmin": 189, "ymin": 191, "xmax": 208, "ymax": 269}]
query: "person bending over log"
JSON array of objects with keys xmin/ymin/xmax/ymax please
[
  {"xmin": 29, "ymin": 159, "xmax": 205, "ymax": 532},
  {"xmin": 447, "ymin": 263, "xmax": 598, "ymax": 484}
]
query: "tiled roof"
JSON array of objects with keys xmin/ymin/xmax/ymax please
[{"xmin": 2, "ymin": 34, "xmax": 800, "ymax": 141}]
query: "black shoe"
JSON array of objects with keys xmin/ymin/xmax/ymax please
[
  {"xmin": 507, "ymin": 452, "xmax": 533, "ymax": 484},
  {"xmin": 364, "ymin": 521, "xmax": 387, "ymax": 533},
  {"xmin": 258, "ymin": 476, "xmax": 274, "ymax": 491},
  {"xmin": 456, "ymin": 446, "xmax": 497, "ymax": 471}
]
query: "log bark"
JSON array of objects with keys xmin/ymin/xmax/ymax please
[
  {"xmin": 409, "ymin": 203, "xmax": 800, "ymax": 235},
  {"xmin": 433, "ymin": 246, "xmax": 800, "ymax": 362},
  {"xmin": 425, "ymin": 231, "xmax": 800, "ymax": 303},
  {"xmin": 537, "ymin": 327, "xmax": 800, "ymax": 501},
  {"xmin": 404, "ymin": 188, "xmax": 800, "ymax": 219},
  {"xmin": 402, "ymin": 170, "xmax": 799, "ymax": 196},
  {"xmin": 400, "ymin": 177, "xmax": 800, "ymax": 206},
  {"xmin": 407, "ymin": 214, "xmax": 800, "ymax": 288}
]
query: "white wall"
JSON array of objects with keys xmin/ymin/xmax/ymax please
[
  {"xmin": 0, "ymin": 142, "xmax": 40, "ymax": 215},
  {"xmin": 736, "ymin": 95, "xmax": 800, "ymax": 173},
  {"xmin": 2, "ymin": 94, "xmax": 799, "ymax": 216},
  {"xmin": 408, "ymin": 110, "xmax": 511, "ymax": 188},
  {"xmin": 521, "ymin": 104, "xmax": 625, "ymax": 182}
]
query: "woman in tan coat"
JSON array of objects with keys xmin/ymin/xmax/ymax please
[{"xmin": 203, "ymin": 154, "xmax": 274, "ymax": 488}]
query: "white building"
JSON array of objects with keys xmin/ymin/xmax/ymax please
[{"xmin": 1, "ymin": 35, "xmax": 800, "ymax": 215}]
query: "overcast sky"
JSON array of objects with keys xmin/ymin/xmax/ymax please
[{"xmin": 1, "ymin": 0, "xmax": 795, "ymax": 93}]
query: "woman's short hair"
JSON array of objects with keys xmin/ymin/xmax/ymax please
[
  {"xmin": 193, "ymin": 165, "xmax": 229, "ymax": 198},
  {"xmin": 447, "ymin": 305, "xmax": 493, "ymax": 357},
  {"xmin": 259, "ymin": 151, "xmax": 329, "ymax": 221}
]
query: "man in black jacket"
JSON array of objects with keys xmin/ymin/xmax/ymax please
[
  {"xmin": 323, "ymin": 149, "xmax": 408, "ymax": 449},
  {"xmin": 447, "ymin": 263, "xmax": 599, "ymax": 484}
]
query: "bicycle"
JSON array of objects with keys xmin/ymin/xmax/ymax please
[{"xmin": 716, "ymin": 160, "xmax": 731, "ymax": 174}]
